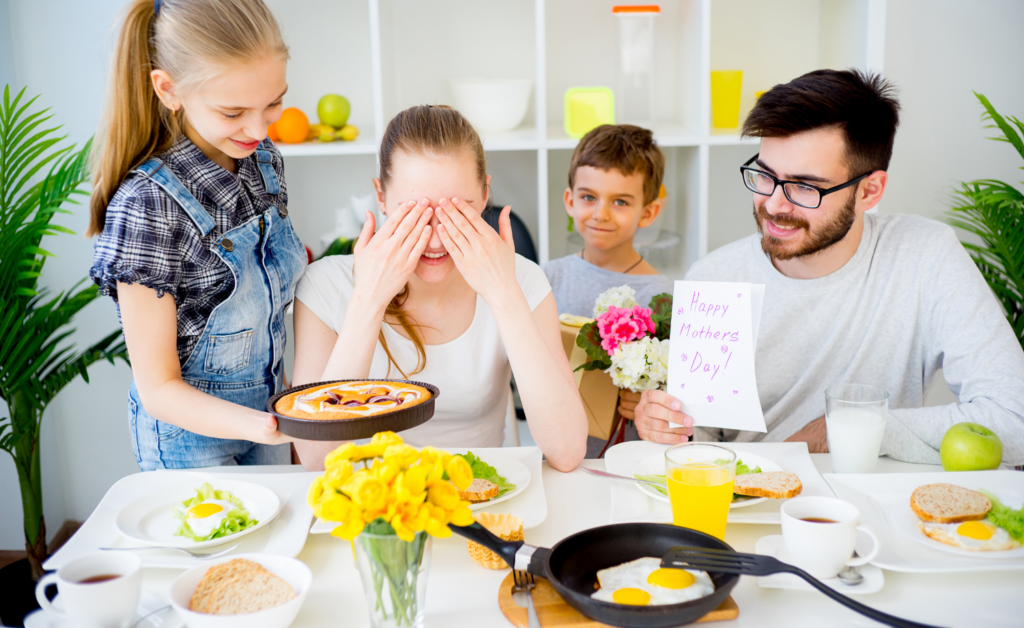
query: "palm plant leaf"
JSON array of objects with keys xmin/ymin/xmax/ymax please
[
  {"xmin": 947, "ymin": 94, "xmax": 1024, "ymax": 349},
  {"xmin": 0, "ymin": 85, "xmax": 129, "ymax": 577}
]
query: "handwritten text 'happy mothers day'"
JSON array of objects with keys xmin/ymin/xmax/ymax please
[{"xmin": 667, "ymin": 281, "xmax": 766, "ymax": 432}]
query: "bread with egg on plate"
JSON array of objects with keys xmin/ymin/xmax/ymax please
[{"xmin": 910, "ymin": 483, "xmax": 991, "ymax": 523}]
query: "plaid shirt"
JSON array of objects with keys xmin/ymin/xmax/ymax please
[{"xmin": 90, "ymin": 136, "xmax": 290, "ymax": 364}]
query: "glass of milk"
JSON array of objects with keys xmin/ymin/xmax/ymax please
[{"xmin": 825, "ymin": 384, "xmax": 889, "ymax": 473}]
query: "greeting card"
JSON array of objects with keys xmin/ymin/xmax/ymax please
[{"xmin": 667, "ymin": 281, "xmax": 766, "ymax": 432}]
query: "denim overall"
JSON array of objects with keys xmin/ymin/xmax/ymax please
[{"xmin": 127, "ymin": 147, "xmax": 306, "ymax": 470}]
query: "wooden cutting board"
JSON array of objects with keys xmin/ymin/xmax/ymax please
[{"xmin": 497, "ymin": 572, "xmax": 739, "ymax": 627}]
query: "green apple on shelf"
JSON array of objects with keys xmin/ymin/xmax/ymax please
[
  {"xmin": 318, "ymin": 94, "xmax": 351, "ymax": 128},
  {"xmin": 940, "ymin": 422, "xmax": 1003, "ymax": 471}
]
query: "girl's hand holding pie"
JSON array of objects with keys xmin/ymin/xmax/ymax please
[{"xmin": 435, "ymin": 197, "xmax": 518, "ymax": 304}]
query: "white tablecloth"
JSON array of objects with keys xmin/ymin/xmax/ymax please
[{"xmin": 128, "ymin": 456, "xmax": 1024, "ymax": 627}]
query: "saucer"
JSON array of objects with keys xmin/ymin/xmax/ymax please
[
  {"xmin": 24, "ymin": 588, "xmax": 182, "ymax": 628},
  {"xmin": 754, "ymin": 535, "xmax": 885, "ymax": 595}
]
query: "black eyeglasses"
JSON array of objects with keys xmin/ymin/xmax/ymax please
[{"xmin": 739, "ymin": 154, "xmax": 873, "ymax": 209}]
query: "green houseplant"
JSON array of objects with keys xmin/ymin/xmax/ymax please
[
  {"xmin": 946, "ymin": 93, "xmax": 1024, "ymax": 352},
  {"xmin": 0, "ymin": 86, "xmax": 129, "ymax": 580}
]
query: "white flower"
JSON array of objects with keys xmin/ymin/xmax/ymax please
[
  {"xmin": 607, "ymin": 336, "xmax": 667, "ymax": 393},
  {"xmin": 646, "ymin": 337, "xmax": 669, "ymax": 384},
  {"xmin": 593, "ymin": 285, "xmax": 638, "ymax": 318}
]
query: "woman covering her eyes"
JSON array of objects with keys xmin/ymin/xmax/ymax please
[{"xmin": 291, "ymin": 105, "xmax": 588, "ymax": 472}]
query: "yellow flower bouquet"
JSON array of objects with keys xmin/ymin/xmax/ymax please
[{"xmin": 308, "ymin": 432, "xmax": 476, "ymax": 627}]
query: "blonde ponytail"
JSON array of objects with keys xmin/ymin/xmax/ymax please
[{"xmin": 88, "ymin": 0, "xmax": 288, "ymax": 236}]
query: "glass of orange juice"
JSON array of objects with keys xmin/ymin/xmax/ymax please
[{"xmin": 665, "ymin": 443, "xmax": 737, "ymax": 540}]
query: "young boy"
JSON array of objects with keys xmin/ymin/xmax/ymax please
[
  {"xmin": 542, "ymin": 124, "xmax": 674, "ymax": 457},
  {"xmin": 544, "ymin": 124, "xmax": 673, "ymax": 316}
]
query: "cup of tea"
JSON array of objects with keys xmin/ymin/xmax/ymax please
[
  {"xmin": 779, "ymin": 497, "xmax": 880, "ymax": 579},
  {"xmin": 34, "ymin": 552, "xmax": 141, "ymax": 628}
]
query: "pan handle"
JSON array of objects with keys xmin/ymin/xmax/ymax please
[
  {"xmin": 451, "ymin": 522, "xmax": 531, "ymax": 570},
  {"xmin": 527, "ymin": 547, "xmax": 551, "ymax": 577}
]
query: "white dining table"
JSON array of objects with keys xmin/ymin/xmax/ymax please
[{"xmin": 136, "ymin": 455, "xmax": 1024, "ymax": 628}]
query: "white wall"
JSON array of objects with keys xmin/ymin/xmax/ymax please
[
  {"xmin": 1, "ymin": 0, "xmax": 1022, "ymax": 549},
  {"xmin": 1, "ymin": 0, "xmax": 140, "ymax": 550},
  {"xmin": 883, "ymin": 0, "xmax": 1024, "ymax": 220}
]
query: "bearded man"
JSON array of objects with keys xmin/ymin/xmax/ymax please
[{"xmin": 627, "ymin": 69, "xmax": 1024, "ymax": 465}]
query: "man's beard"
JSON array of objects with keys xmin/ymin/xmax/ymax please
[{"xmin": 754, "ymin": 195, "xmax": 856, "ymax": 261}]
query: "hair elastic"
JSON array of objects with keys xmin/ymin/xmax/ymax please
[{"xmin": 154, "ymin": 0, "xmax": 163, "ymax": 16}]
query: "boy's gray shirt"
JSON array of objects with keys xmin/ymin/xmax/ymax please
[
  {"xmin": 543, "ymin": 254, "xmax": 675, "ymax": 317},
  {"xmin": 684, "ymin": 212, "xmax": 1024, "ymax": 465}
]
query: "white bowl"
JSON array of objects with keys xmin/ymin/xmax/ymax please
[
  {"xmin": 170, "ymin": 553, "xmax": 312, "ymax": 628},
  {"xmin": 449, "ymin": 78, "xmax": 533, "ymax": 133}
]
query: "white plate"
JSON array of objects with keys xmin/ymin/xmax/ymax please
[
  {"xmin": 115, "ymin": 479, "xmax": 281, "ymax": 549},
  {"xmin": 824, "ymin": 470, "xmax": 1024, "ymax": 572},
  {"xmin": 755, "ymin": 535, "xmax": 884, "ymax": 595},
  {"xmin": 891, "ymin": 493, "xmax": 1024, "ymax": 559},
  {"xmin": 631, "ymin": 449, "xmax": 783, "ymax": 508},
  {"xmin": 311, "ymin": 448, "xmax": 532, "ymax": 533}
]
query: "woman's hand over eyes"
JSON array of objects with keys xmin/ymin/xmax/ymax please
[
  {"xmin": 435, "ymin": 197, "xmax": 517, "ymax": 303},
  {"xmin": 352, "ymin": 199, "xmax": 433, "ymax": 310}
]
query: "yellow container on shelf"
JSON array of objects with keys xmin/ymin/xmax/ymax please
[
  {"xmin": 710, "ymin": 70, "xmax": 743, "ymax": 129},
  {"xmin": 564, "ymin": 87, "xmax": 615, "ymax": 139}
]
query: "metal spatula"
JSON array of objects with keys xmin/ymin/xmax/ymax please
[{"xmin": 662, "ymin": 546, "xmax": 943, "ymax": 628}]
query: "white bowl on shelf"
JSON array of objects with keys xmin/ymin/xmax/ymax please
[
  {"xmin": 170, "ymin": 553, "xmax": 311, "ymax": 628},
  {"xmin": 449, "ymin": 78, "xmax": 533, "ymax": 133}
]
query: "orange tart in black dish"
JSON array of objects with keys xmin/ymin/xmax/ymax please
[{"xmin": 268, "ymin": 379, "xmax": 438, "ymax": 440}]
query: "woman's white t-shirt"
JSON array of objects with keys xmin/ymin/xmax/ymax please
[{"xmin": 295, "ymin": 254, "xmax": 551, "ymax": 448}]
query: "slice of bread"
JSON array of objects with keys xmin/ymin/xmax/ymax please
[
  {"xmin": 204, "ymin": 569, "xmax": 296, "ymax": 615},
  {"xmin": 733, "ymin": 471, "xmax": 802, "ymax": 499},
  {"xmin": 910, "ymin": 483, "xmax": 991, "ymax": 523},
  {"xmin": 189, "ymin": 559, "xmax": 267, "ymax": 612},
  {"xmin": 459, "ymin": 478, "xmax": 499, "ymax": 503}
]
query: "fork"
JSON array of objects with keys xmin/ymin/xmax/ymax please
[
  {"xmin": 512, "ymin": 569, "xmax": 541, "ymax": 628},
  {"xmin": 662, "ymin": 547, "xmax": 943, "ymax": 628},
  {"xmin": 579, "ymin": 466, "xmax": 664, "ymax": 488},
  {"xmin": 99, "ymin": 542, "xmax": 241, "ymax": 560}
]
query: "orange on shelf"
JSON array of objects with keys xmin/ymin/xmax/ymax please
[
  {"xmin": 275, "ymin": 107, "xmax": 310, "ymax": 144},
  {"xmin": 267, "ymin": 120, "xmax": 280, "ymax": 141}
]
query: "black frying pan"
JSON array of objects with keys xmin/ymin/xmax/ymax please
[
  {"xmin": 451, "ymin": 522, "xmax": 739, "ymax": 628},
  {"xmin": 267, "ymin": 379, "xmax": 438, "ymax": 440}
]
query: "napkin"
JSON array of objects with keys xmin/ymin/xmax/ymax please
[{"xmin": 604, "ymin": 441, "xmax": 835, "ymax": 524}]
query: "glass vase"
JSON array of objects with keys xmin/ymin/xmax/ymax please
[{"xmin": 354, "ymin": 531, "xmax": 432, "ymax": 628}]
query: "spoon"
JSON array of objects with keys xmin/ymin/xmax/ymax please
[
  {"xmin": 99, "ymin": 542, "xmax": 241, "ymax": 560},
  {"xmin": 837, "ymin": 551, "xmax": 864, "ymax": 586}
]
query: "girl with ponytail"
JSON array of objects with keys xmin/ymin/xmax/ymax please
[
  {"xmin": 291, "ymin": 105, "xmax": 588, "ymax": 472},
  {"xmin": 89, "ymin": 0, "xmax": 306, "ymax": 470}
]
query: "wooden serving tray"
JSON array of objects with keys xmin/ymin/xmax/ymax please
[{"xmin": 497, "ymin": 572, "xmax": 739, "ymax": 627}]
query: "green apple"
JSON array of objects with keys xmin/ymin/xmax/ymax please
[
  {"xmin": 317, "ymin": 94, "xmax": 351, "ymax": 128},
  {"xmin": 940, "ymin": 422, "xmax": 1002, "ymax": 471}
]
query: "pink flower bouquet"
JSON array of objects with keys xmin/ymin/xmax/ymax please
[{"xmin": 575, "ymin": 286, "xmax": 673, "ymax": 392}]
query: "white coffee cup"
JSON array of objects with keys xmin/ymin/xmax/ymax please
[
  {"xmin": 35, "ymin": 552, "xmax": 142, "ymax": 628},
  {"xmin": 780, "ymin": 496, "xmax": 880, "ymax": 580}
]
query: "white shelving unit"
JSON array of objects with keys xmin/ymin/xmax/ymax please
[{"xmin": 271, "ymin": 0, "xmax": 885, "ymax": 278}]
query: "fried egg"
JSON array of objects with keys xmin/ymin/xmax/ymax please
[
  {"xmin": 185, "ymin": 499, "xmax": 235, "ymax": 537},
  {"xmin": 591, "ymin": 557, "xmax": 715, "ymax": 606},
  {"xmin": 918, "ymin": 519, "xmax": 1021, "ymax": 551}
]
